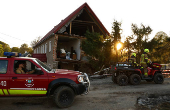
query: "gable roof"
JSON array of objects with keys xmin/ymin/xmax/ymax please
[{"xmin": 35, "ymin": 2, "xmax": 110, "ymax": 47}]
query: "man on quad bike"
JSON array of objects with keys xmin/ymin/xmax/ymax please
[
  {"xmin": 129, "ymin": 53, "xmax": 138, "ymax": 67},
  {"xmin": 140, "ymin": 49, "xmax": 150, "ymax": 77}
]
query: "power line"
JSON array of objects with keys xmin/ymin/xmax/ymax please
[
  {"xmin": 0, "ymin": 36, "xmax": 16, "ymax": 46},
  {"xmin": 0, "ymin": 32, "xmax": 30, "ymax": 42}
]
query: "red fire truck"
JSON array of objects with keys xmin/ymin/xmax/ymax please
[{"xmin": 0, "ymin": 52, "xmax": 90, "ymax": 108}]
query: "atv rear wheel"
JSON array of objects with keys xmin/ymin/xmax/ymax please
[
  {"xmin": 53, "ymin": 86, "xmax": 75, "ymax": 108},
  {"xmin": 117, "ymin": 74, "xmax": 128, "ymax": 86},
  {"xmin": 112, "ymin": 75, "xmax": 117, "ymax": 84},
  {"xmin": 154, "ymin": 73, "xmax": 164, "ymax": 84},
  {"xmin": 130, "ymin": 74, "xmax": 141, "ymax": 85}
]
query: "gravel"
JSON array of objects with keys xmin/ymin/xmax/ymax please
[{"xmin": 1, "ymin": 76, "xmax": 170, "ymax": 110}]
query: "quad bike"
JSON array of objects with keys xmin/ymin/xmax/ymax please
[{"xmin": 111, "ymin": 60, "xmax": 164, "ymax": 86}]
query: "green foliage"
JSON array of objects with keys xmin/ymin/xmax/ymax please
[
  {"xmin": 111, "ymin": 20, "xmax": 122, "ymax": 63},
  {"xmin": 81, "ymin": 30, "xmax": 112, "ymax": 72},
  {"xmin": 0, "ymin": 40, "xmax": 33, "ymax": 56},
  {"xmin": 27, "ymin": 47, "xmax": 33, "ymax": 54},
  {"xmin": 131, "ymin": 23, "xmax": 152, "ymax": 62},
  {"xmin": 111, "ymin": 20, "xmax": 122, "ymax": 47},
  {"xmin": 0, "ymin": 44, "xmax": 4, "ymax": 57},
  {"xmin": 11, "ymin": 47, "xmax": 19, "ymax": 52},
  {"xmin": 0, "ymin": 41, "xmax": 11, "ymax": 52},
  {"xmin": 0, "ymin": 40, "xmax": 34, "ymax": 58},
  {"xmin": 82, "ymin": 30, "xmax": 104, "ymax": 58},
  {"xmin": 123, "ymin": 36, "xmax": 135, "ymax": 59},
  {"xmin": 3, "ymin": 44, "xmax": 11, "ymax": 52},
  {"xmin": 149, "ymin": 31, "xmax": 170, "ymax": 63},
  {"xmin": 19, "ymin": 43, "xmax": 29, "ymax": 54}
]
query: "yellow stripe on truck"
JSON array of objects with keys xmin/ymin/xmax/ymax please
[
  {"xmin": 3, "ymin": 89, "xmax": 9, "ymax": 95},
  {"xmin": 0, "ymin": 89, "xmax": 4, "ymax": 95},
  {"xmin": 8, "ymin": 89, "xmax": 47, "ymax": 95}
]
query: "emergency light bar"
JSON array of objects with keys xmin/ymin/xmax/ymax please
[{"xmin": 4, "ymin": 52, "xmax": 22, "ymax": 57}]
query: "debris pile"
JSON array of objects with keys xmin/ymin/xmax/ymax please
[{"xmin": 137, "ymin": 94, "xmax": 170, "ymax": 108}]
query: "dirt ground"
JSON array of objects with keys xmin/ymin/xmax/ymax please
[{"xmin": 1, "ymin": 76, "xmax": 170, "ymax": 110}]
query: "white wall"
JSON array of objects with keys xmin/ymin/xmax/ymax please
[{"xmin": 59, "ymin": 39, "xmax": 80, "ymax": 60}]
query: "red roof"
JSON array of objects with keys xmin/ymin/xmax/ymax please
[{"xmin": 35, "ymin": 2, "xmax": 110, "ymax": 47}]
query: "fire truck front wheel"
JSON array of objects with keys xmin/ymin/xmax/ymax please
[{"xmin": 53, "ymin": 86, "xmax": 75, "ymax": 108}]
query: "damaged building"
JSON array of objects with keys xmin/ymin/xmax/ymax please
[{"xmin": 33, "ymin": 2, "xmax": 110, "ymax": 71}]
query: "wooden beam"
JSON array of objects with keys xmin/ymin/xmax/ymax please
[
  {"xmin": 57, "ymin": 34, "xmax": 86, "ymax": 39},
  {"xmin": 84, "ymin": 8, "xmax": 106, "ymax": 36},
  {"xmin": 73, "ymin": 20, "xmax": 95, "ymax": 24},
  {"xmin": 92, "ymin": 25, "xmax": 94, "ymax": 32},
  {"xmin": 70, "ymin": 22, "xmax": 72, "ymax": 35}
]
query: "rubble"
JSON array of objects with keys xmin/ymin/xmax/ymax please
[{"xmin": 137, "ymin": 94, "xmax": 170, "ymax": 109}]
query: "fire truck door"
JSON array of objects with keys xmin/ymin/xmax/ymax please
[
  {"xmin": 9, "ymin": 60, "xmax": 48, "ymax": 96},
  {"xmin": 0, "ymin": 60, "xmax": 9, "ymax": 96}
]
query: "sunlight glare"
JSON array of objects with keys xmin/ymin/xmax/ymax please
[{"xmin": 117, "ymin": 43, "xmax": 122, "ymax": 50}]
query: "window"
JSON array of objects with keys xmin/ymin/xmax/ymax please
[
  {"xmin": 43, "ymin": 45, "xmax": 44, "ymax": 53},
  {"xmin": 41, "ymin": 46, "xmax": 43, "ymax": 53},
  {"xmin": 45, "ymin": 43, "xmax": 47, "ymax": 53},
  {"xmin": 37, "ymin": 48, "xmax": 38, "ymax": 53},
  {"xmin": 14, "ymin": 60, "xmax": 42, "ymax": 75},
  {"xmin": 49, "ymin": 41, "xmax": 51, "ymax": 52},
  {"xmin": 0, "ymin": 60, "xmax": 8, "ymax": 74},
  {"xmin": 34, "ymin": 49, "xmax": 36, "ymax": 53},
  {"xmin": 39, "ymin": 47, "xmax": 40, "ymax": 53},
  {"xmin": 34, "ymin": 59, "xmax": 51, "ymax": 72}
]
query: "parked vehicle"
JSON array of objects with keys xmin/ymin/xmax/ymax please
[
  {"xmin": 110, "ymin": 61, "xmax": 164, "ymax": 86},
  {"xmin": 0, "ymin": 52, "xmax": 90, "ymax": 108}
]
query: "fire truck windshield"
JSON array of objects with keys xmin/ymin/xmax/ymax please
[{"xmin": 34, "ymin": 59, "xmax": 52, "ymax": 72}]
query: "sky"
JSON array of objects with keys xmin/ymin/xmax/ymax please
[{"xmin": 0, "ymin": 0, "xmax": 170, "ymax": 48}]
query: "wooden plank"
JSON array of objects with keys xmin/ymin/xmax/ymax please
[
  {"xmin": 57, "ymin": 34, "xmax": 86, "ymax": 39},
  {"xmin": 70, "ymin": 22, "xmax": 72, "ymax": 35},
  {"xmin": 92, "ymin": 25, "xmax": 94, "ymax": 32}
]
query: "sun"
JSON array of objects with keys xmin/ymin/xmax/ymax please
[{"xmin": 117, "ymin": 43, "xmax": 122, "ymax": 50}]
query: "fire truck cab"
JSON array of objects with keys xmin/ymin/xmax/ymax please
[{"xmin": 0, "ymin": 52, "xmax": 90, "ymax": 108}]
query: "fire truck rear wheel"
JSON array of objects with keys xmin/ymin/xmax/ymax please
[
  {"xmin": 53, "ymin": 86, "xmax": 75, "ymax": 108},
  {"xmin": 117, "ymin": 74, "xmax": 128, "ymax": 86},
  {"xmin": 154, "ymin": 73, "xmax": 164, "ymax": 84}
]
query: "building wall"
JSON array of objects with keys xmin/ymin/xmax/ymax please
[
  {"xmin": 33, "ymin": 35, "xmax": 56, "ymax": 68},
  {"xmin": 33, "ymin": 35, "xmax": 85, "ymax": 69}
]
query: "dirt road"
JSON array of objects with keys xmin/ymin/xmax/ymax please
[{"xmin": 1, "ymin": 77, "xmax": 170, "ymax": 110}]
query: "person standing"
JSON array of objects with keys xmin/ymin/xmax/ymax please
[{"xmin": 140, "ymin": 49, "xmax": 150, "ymax": 77}]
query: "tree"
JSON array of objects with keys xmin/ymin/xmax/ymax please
[
  {"xmin": 0, "ymin": 44, "xmax": 4, "ymax": 57},
  {"xmin": 131, "ymin": 23, "xmax": 152, "ymax": 62},
  {"xmin": 0, "ymin": 41, "xmax": 11, "ymax": 52},
  {"xmin": 124, "ymin": 36, "xmax": 135, "ymax": 59},
  {"xmin": 3, "ymin": 44, "xmax": 11, "ymax": 52},
  {"xmin": 11, "ymin": 47, "xmax": 20, "ymax": 52},
  {"xmin": 27, "ymin": 47, "xmax": 33, "ymax": 54},
  {"xmin": 19, "ymin": 43, "xmax": 29, "ymax": 54},
  {"xmin": 151, "ymin": 31, "xmax": 169, "ymax": 63},
  {"xmin": 111, "ymin": 20, "xmax": 122, "ymax": 62},
  {"xmin": 81, "ymin": 30, "xmax": 112, "ymax": 72},
  {"xmin": 82, "ymin": 30, "xmax": 104, "ymax": 59},
  {"xmin": 30, "ymin": 36, "xmax": 42, "ymax": 48}
]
